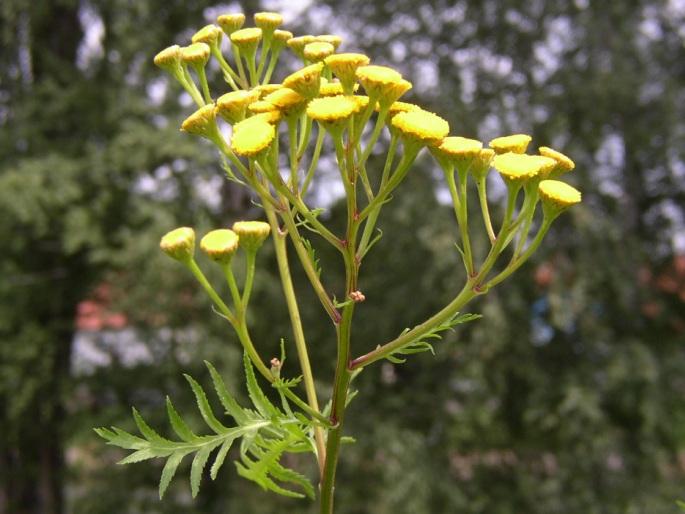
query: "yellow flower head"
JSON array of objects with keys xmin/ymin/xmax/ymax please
[
  {"xmin": 492, "ymin": 152, "xmax": 542, "ymax": 188},
  {"xmin": 356, "ymin": 65, "xmax": 409, "ymax": 107},
  {"xmin": 469, "ymin": 149, "xmax": 495, "ymax": 182},
  {"xmin": 316, "ymin": 34, "xmax": 343, "ymax": 51},
  {"xmin": 182, "ymin": 42, "xmax": 211, "ymax": 70},
  {"xmin": 539, "ymin": 146, "xmax": 575, "ymax": 179},
  {"xmin": 216, "ymin": 90, "xmax": 260, "ymax": 125},
  {"xmin": 287, "ymin": 35, "xmax": 317, "ymax": 60},
  {"xmin": 248, "ymin": 100, "xmax": 278, "ymax": 115},
  {"xmin": 304, "ymin": 41, "xmax": 336, "ymax": 63},
  {"xmin": 230, "ymin": 116, "xmax": 277, "ymax": 159},
  {"xmin": 192, "ymin": 24, "xmax": 223, "ymax": 48},
  {"xmin": 230, "ymin": 28, "xmax": 263, "ymax": 58},
  {"xmin": 283, "ymin": 62, "xmax": 325, "ymax": 100},
  {"xmin": 216, "ymin": 13, "xmax": 245, "ymax": 36},
  {"xmin": 200, "ymin": 229, "xmax": 240, "ymax": 265},
  {"xmin": 489, "ymin": 134, "xmax": 532, "ymax": 155},
  {"xmin": 307, "ymin": 95, "xmax": 361, "ymax": 133},
  {"xmin": 160, "ymin": 227, "xmax": 196, "ymax": 264},
  {"xmin": 232, "ymin": 220, "xmax": 272, "ymax": 252},
  {"xmin": 254, "ymin": 12, "xmax": 283, "ymax": 34},
  {"xmin": 391, "ymin": 108, "xmax": 449, "ymax": 153},
  {"xmin": 532, "ymin": 155, "xmax": 559, "ymax": 182},
  {"xmin": 253, "ymin": 84, "xmax": 283, "ymax": 99},
  {"xmin": 325, "ymin": 53, "xmax": 371, "ymax": 95},
  {"xmin": 430, "ymin": 136, "xmax": 483, "ymax": 173},
  {"xmin": 264, "ymin": 87, "xmax": 308, "ymax": 119},
  {"xmin": 539, "ymin": 180, "xmax": 582, "ymax": 219},
  {"xmin": 270, "ymin": 30, "xmax": 293, "ymax": 53},
  {"xmin": 181, "ymin": 104, "xmax": 222, "ymax": 145},
  {"xmin": 154, "ymin": 45, "xmax": 183, "ymax": 74}
]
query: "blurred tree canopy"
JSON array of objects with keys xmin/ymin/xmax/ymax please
[{"xmin": 1, "ymin": 0, "xmax": 685, "ymax": 513}]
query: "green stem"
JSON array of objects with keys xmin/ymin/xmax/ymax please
[
  {"xmin": 350, "ymin": 279, "xmax": 480, "ymax": 370},
  {"xmin": 476, "ymin": 178, "xmax": 496, "ymax": 243},
  {"xmin": 301, "ymin": 124, "xmax": 325, "ymax": 197},
  {"xmin": 263, "ymin": 205, "xmax": 327, "ymax": 474},
  {"xmin": 184, "ymin": 259, "xmax": 235, "ymax": 324}
]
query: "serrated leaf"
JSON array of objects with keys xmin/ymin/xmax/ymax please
[
  {"xmin": 205, "ymin": 361, "xmax": 248, "ymax": 424},
  {"xmin": 185, "ymin": 374, "xmax": 228, "ymax": 435},
  {"xmin": 243, "ymin": 352, "xmax": 277, "ymax": 419},
  {"xmin": 159, "ymin": 450, "xmax": 193, "ymax": 499},
  {"xmin": 210, "ymin": 437, "xmax": 237, "ymax": 480},
  {"xmin": 166, "ymin": 397, "xmax": 200, "ymax": 443},
  {"xmin": 190, "ymin": 439, "xmax": 224, "ymax": 498},
  {"xmin": 133, "ymin": 408, "xmax": 170, "ymax": 444}
]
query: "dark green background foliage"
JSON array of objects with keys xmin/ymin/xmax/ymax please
[{"xmin": 2, "ymin": 0, "xmax": 685, "ymax": 512}]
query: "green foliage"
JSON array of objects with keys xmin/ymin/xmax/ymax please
[{"xmin": 96, "ymin": 353, "xmax": 316, "ymax": 500}]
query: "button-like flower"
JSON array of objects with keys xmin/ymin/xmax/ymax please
[
  {"xmin": 232, "ymin": 221, "xmax": 272, "ymax": 252},
  {"xmin": 430, "ymin": 136, "xmax": 483, "ymax": 173},
  {"xmin": 264, "ymin": 87, "xmax": 308, "ymax": 120},
  {"xmin": 200, "ymin": 229, "xmax": 240, "ymax": 265},
  {"xmin": 539, "ymin": 146, "xmax": 575, "ymax": 179},
  {"xmin": 538, "ymin": 180, "xmax": 582, "ymax": 220},
  {"xmin": 489, "ymin": 134, "xmax": 532, "ymax": 155},
  {"xmin": 492, "ymin": 152, "xmax": 542, "ymax": 189},
  {"xmin": 231, "ymin": 28, "xmax": 263, "ymax": 61},
  {"xmin": 469, "ymin": 149, "xmax": 495, "ymax": 182},
  {"xmin": 160, "ymin": 227, "xmax": 196, "ymax": 264},
  {"xmin": 325, "ymin": 53, "xmax": 371, "ymax": 95},
  {"xmin": 304, "ymin": 41, "xmax": 335, "ymax": 63},
  {"xmin": 283, "ymin": 62, "xmax": 325, "ymax": 100},
  {"xmin": 217, "ymin": 90, "xmax": 260, "ymax": 125},
  {"xmin": 154, "ymin": 45, "xmax": 184, "ymax": 77},
  {"xmin": 181, "ymin": 104, "xmax": 224, "ymax": 147},
  {"xmin": 316, "ymin": 35, "xmax": 343, "ymax": 51},
  {"xmin": 192, "ymin": 24, "xmax": 223, "ymax": 48},
  {"xmin": 182, "ymin": 42, "xmax": 211, "ymax": 70},
  {"xmin": 356, "ymin": 65, "xmax": 412, "ymax": 108},
  {"xmin": 270, "ymin": 30, "xmax": 293, "ymax": 54},
  {"xmin": 391, "ymin": 108, "xmax": 449, "ymax": 155},
  {"xmin": 217, "ymin": 14, "xmax": 245, "ymax": 36},
  {"xmin": 287, "ymin": 35, "xmax": 317, "ymax": 61},
  {"xmin": 254, "ymin": 12, "xmax": 283, "ymax": 34},
  {"xmin": 230, "ymin": 115, "xmax": 277, "ymax": 159},
  {"xmin": 307, "ymin": 95, "xmax": 361, "ymax": 135}
]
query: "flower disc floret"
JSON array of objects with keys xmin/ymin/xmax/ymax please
[
  {"xmin": 391, "ymin": 109, "xmax": 449, "ymax": 150},
  {"xmin": 200, "ymin": 229, "xmax": 240, "ymax": 265},
  {"xmin": 231, "ymin": 117, "xmax": 276, "ymax": 158},
  {"xmin": 489, "ymin": 134, "xmax": 532, "ymax": 155}
]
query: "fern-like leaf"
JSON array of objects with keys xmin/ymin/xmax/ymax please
[{"xmin": 95, "ymin": 354, "xmax": 317, "ymax": 500}]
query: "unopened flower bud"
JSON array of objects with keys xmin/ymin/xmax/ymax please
[
  {"xmin": 469, "ymin": 149, "xmax": 495, "ymax": 182},
  {"xmin": 489, "ymin": 134, "xmax": 532, "ymax": 155},
  {"xmin": 160, "ymin": 227, "xmax": 196, "ymax": 264},
  {"xmin": 181, "ymin": 104, "xmax": 223, "ymax": 146},
  {"xmin": 200, "ymin": 229, "xmax": 240, "ymax": 265},
  {"xmin": 217, "ymin": 13, "xmax": 245, "ymax": 36},
  {"xmin": 216, "ymin": 90, "xmax": 260, "ymax": 125},
  {"xmin": 154, "ymin": 45, "xmax": 184, "ymax": 76},
  {"xmin": 270, "ymin": 30, "xmax": 293, "ymax": 54},
  {"xmin": 538, "ymin": 180, "xmax": 582, "ymax": 220},
  {"xmin": 232, "ymin": 221, "xmax": 271, "ymax": 252}
]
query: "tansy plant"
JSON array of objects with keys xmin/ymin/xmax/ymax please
[{"xmin": 96, "ymin": 11, "xmax": 581, "ymax": 513}]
